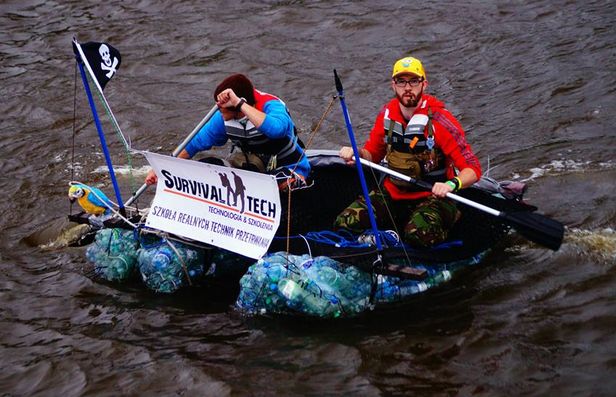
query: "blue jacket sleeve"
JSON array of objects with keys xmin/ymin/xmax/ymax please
[
  {"xmin": 184, "ymin": 111, "xmax": 228, "ymax": 157},
  {"xmin": 259, "ymin": 100, "xmax": 295, "ymax": 139}
]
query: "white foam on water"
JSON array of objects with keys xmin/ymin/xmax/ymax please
[
  {"xmin": 514, "ymin": 159, "xmax": 616, "ymax": 182},
  {"xmin": 92, "ymin": 165, "xmax": 150, "ymax": 176},
  {"xmin": 66, "ymin": 163, "xmax": 83, "ymax": 172},
  {"xmin": 566, "ymin": 228, "xmax": 616, "ymax": 264}
]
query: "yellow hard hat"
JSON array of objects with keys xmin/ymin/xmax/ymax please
[{"xmin": 392, "ymin": 57, "xmax": 426, "ymax": 79}]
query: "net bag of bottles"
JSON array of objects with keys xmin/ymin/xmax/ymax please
[
  {"xmin": 137, "ymin": 239, "xmax": 206, "ymax": 293},
  {"xmin": 373, "ymin": 254, "xmax": 484, "ymax": 303},
  {"xmin": 85, "ymin": 228, "xmax": 139, "ymax": 282},
  {"xmin": 236, "ymin": 252, "xmax": 373, "ymax": 318}
]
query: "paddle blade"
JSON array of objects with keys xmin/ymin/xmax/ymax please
[
  {"xmin": 334, "ymin": 69, "xmax": 343, "ymax": 93},
  {"xmin": 503, "ymin": 211, "xmax": 565, "ymax": 251}
]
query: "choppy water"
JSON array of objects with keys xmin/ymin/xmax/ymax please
[{"xmin": 1, "ymin": 1, "xmax": 615, "ymax": 395}]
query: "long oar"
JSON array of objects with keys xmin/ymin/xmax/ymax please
[
  {"xmin": 125, "ymin": 104, "xmax": 218, "ymax": 206},
  {"xmin": 358, "ymin": 158, "xmax": 565, "ymax": 251}
]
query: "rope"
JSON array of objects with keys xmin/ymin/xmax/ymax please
[
  {"xmin": 369, "ymin": 255, "xmax": 383, "ymax": 304},
  {"xmin": 283, "ymin": 95, "xmax": 338, "ymax": 259},
  {"xmin": 164, "ymin": 238, "xmax": 193, "ymax": 287},
  {"xmin": 286, "ymin": 185, "xmax": 292, "ymax": 254},
  {"xmin": 86, "ymin": 72, "xmax": 138, "ymax": 200},
  {"xmin": 305, "ymin": 230, "xmax": 358, "ymax": 247},
  {"xmin": 303, "ymin": 95, "xmax": 337, "ymax": 151},
  {"xmin": 70, "ymin": 62, "xmax": 78, "ymax": 215},
  {"xmin": 297, "ymin": 234, "xmax": 312, "ymax": 258},
  {"xmin": 86, "ymin": 72, "xmax": 131, "ymax": 150},
  {"xmin": 304, "ymin": 230, "xmax": 402, "ymax": 249},
  {"xmin": 366, "ymin": 166, "xmax": 415, "ymax": 265}
]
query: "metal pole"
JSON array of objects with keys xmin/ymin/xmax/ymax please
[
  {"xmin": 125, "ymin": 104, "xmax": 218, "ymax": 206},
  {"xmin": 334, "ymin": 70, "xmax": 383, "ymax": 251},
  {"xmin": 76, "ymin": 60, "xmax": 126, "ymax": 216}
]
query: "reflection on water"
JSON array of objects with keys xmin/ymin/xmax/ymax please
[{"xmin": 1, "ymin": 0, "xmax": 615, "ymax": 395}]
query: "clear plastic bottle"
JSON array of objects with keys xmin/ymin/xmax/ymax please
[
  {"xmin": 303, "ymin": 264, "xmax": 349, "ymax": 291},
  {"xmin": 377, "ymin": 282, "xmax": 399, "ymax": 303},
  {"xmin": 277, "ymin": 278, "xmax": 336, "ymax": 316},
  {"xmin": 265, "ymin": 263, "xmax": 286, "ymax": 284},
  {"xmin": 153, "ymin": 251, "xmax": 172, "ymax": 269},
  {"xmin": 430, "ymin": 270, "xmax": 452, "ymax": 285},
  {"xmin": 375, "ymin": 275, "xmax": 426, "ymax": 302},
  {"xmin": 344, "ymin": 266, "xmax": 372, "ymax": 297},
  {"xmin": 398, "ymin": 281, "xmax": 428, "ymax": 296}
]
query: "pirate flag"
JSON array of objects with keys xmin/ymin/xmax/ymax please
[{"xmin": 73, "ymin": 40, "xmax": 121, "ymax": 90}]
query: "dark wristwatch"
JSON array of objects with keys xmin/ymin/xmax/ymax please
[{"xmin": 235, "ymin": 98, "xmax": 246, "ymax": 112}]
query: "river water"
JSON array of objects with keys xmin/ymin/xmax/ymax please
[{"xmin": 1, "ymin": 0, "xmax": 615, "ymax": 395}]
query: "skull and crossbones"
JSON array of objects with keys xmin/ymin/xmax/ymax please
[{"xmin": 99, "ymin": 44, "xmax": 118, "ymax": 78}]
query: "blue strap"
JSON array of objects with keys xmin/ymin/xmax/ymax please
[{"xmin": 275, "ymin": 230, "xmax": 464, "ymax": 252}]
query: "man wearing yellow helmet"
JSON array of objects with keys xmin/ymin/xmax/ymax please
[{"xmin": 335, "ymin": 56, "xmax": 482, "ymax": 247}]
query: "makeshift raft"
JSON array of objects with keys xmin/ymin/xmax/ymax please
[
  {"xmin": 80, "ymin": 150, "xmax": 532, "ymax": 316},
  {"xmin": 69, "ymin": 38, "xmax": 563, "ymax": 319}
]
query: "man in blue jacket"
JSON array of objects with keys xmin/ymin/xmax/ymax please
[{"xmin": 146, "ymin": 73, "xmax": 310, "ymax": 191}]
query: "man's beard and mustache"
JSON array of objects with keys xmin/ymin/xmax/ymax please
[{"xmin": 397, "ymin": 88, "xmax": 423, "ymax": 108}]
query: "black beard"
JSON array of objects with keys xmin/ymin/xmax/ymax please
[{"xmin": 397, "ymin": 88, "xmax": 423, "ymax": 108}]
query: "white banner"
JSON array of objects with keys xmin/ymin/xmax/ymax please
[{"xmin": 144, "ymin": 152, "xmax": 281, "ymax": 259}]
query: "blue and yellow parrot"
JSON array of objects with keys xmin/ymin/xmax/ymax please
[{"xmin": 68, "ymin": 183, "xmax": 114, "ymax": 216}]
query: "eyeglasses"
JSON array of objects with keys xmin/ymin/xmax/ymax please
[{"xmin": 393, "ymin": 77, "xmax": 424, "ymax": 88}]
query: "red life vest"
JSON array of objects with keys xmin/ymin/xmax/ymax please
[
  {"xmin": 364, "ymin": 95, "xmax": 481, "ymax": 201},
  {"xmin": 381, "ymin": 98, "xmax": 447, "ymax": 199}
]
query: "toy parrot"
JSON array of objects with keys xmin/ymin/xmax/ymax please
[{"xmin": 68, "ymin": 183, "xmax": 114, "ymax": 216}]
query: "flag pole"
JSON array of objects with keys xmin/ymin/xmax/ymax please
[
  {"xmin": 333, "ymin": 69, "xmax": 383, "ymax": 252},
  {"xmin": 74, "ymin": 40, "xmax": 126, "ymax": 216}
]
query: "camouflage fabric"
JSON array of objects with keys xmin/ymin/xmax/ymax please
[
  {"xmin": 334, "ymin": 190, "xmax": 458, "ymax": 248},
  {"xmin": 402, "ymin": 196, "xmax": 458, "ymax": 247},
  {"xmin": 333, "ymin": 190, "xmax": 394, "ymax": 233}
]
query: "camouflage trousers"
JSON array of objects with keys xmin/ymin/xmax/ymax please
[{"xmin": 333, "ymin": 190, "xmax": 459, "ymax": 248}]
